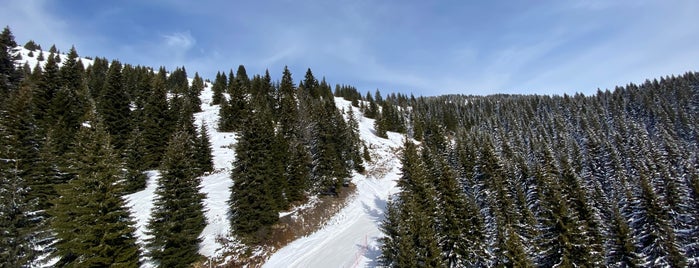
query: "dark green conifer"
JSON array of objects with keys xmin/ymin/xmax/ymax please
[
  {"xmin": 0, "ymin": 84, "xmax": 39, "ymax": 266},
  {"xmin": 196, "ymin": 122, "xmax": 214, "ymax": 174},
  {"xmin": 146, "ymin": 130, "xmax": 206, "ymax": 267},
  {"xmin": 189, "ymin": 72, "xmax": 204, "ymax": 112},
  {"xmin": 1, "ymin": 26, "xmax": 23, "ymax": 97},
  {"xmin": 140, "ymin": 69, "xmax": 170, "ymax": 168},
  {"xmin": 98, "ymin": 60, "xmax": 131, "ymax": 150},
  {"xmin": 49, "ymin": 112, "xmax": 141, "ymax": 267},
  {"xmin": 123, "ymin": 127, "xmax": 148, "ymax": 193},
  {"xmin": 229, "ymin": 87, "xmax": 279, "ymax": 242},
  {"xmin": 211, "ymin": 71, "xmax": 226, "ymax": 105}
]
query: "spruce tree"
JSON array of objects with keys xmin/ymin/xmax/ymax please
[
  {"xmin": 146, "ymin": 130, "xmax": 206, "ymax": 268},
  {"xmin": 423, "ymin": 147, "xmax": 487, "ymax": 266},
  {"xmin": 123, "ymin": 127, "xmax": 148, "ymax": 193},
  {"xmin": 379, "ymin": 141, "xmax": 444, "ymax": 267},
  {"xmin": 229, "ymin": 88, "xmax": 279, "ymax": 242},
  {"xmin": 33, "ymin": 51, "xmax": 60, "ymax": 128},
  {"xmin": 633, "ymin": 175, "xmax": 686, "ymax": 267},
  {"xmin": 277, "ymin": 66, "xmax": 298, "ymax": 138},
  {"xmin": 211, "ymin": 71, "xmax": 226, "ymax": 105},
  {"xmin": 0, "ymin": 84, "xmax": 38, "ymax": 267},
  {"xmin": 189, "ymin": 72, "xmax": 204, "ymax": 112},
  {"xmin": 345, "ymin": 107, "xmax": 365, "ymax": 173},
  {"xmin": 49, "ymin": 112, "xmax": 140, "ymax": 267},
  {"xmin": 196, "ymin": 122, "xmax": 214, "ymax": 174},
  {"xmin": 1, "ymin": 26, "xmax": 22, "ymax": 98},
  {"xmin": 140, "ymin": 69, "xmax": 171, "ymax": 168},
  {"xmin": 85, "ymin": 57, "xmax": 108, "ymax": 99},
  {"xmin": 219, "ymin": 65, "xmax": 249, "ymax": 132},
  {"xmin": 533, "ymin": 149, "xmax": 589, "ymax": 267},
  {"xmin": 98, "ymin": 60, "xmax": 131, "ymax": 150}
]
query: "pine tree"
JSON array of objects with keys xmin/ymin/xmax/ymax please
[
  {"xmin": 189, "ymin": 72, "xmax": 204, "ymax": 112},
  {"xmin": 98, "ymin": 60, "xmax": 131, "ymax": 150},
  {"xmin": 123, "ymin": 127, "xmax": 148, "ymax": 193},
  {"xmin": 277, "ymin": 66, "xmax": 298, "ymax": 138},
  {"xmin": 196, "ymin": 122, "xmax": 214, "ymax": 174},
  {"xmin": 49, "ymin": 112, "xmax": 140, "ymax": 267},
  {"xmin": 85, "ymin": 57, "xmax": 108, "ymax": 99},
  {"xmin": 219, "ymin": 65, "xmax": 249, "ymax": 132},
  {"xmin": 1, "ymin": 26, "xmax": 23, "ymax": 98},
  {"xmin": 146, "ymin": 130, "xmax": 206, "ymax": 268},
  {"xmin": 422, "ymin": 147, "xmax": 487, "ymax": 266},
  {"xmin": 632, "ymin": 175, "xmax": 686, "ymax": 267},
  {"xmin": 345, "ymin": 107, "xmax": 365, "ymax": 172},
  {"xmin": 0, "ymin": 84, "xmax": 38, "ymax": 267},
  {"xmin": 140, "ymin": 69, "xmax": 171, "ymax": 168},
  {"xmin": 229, "ymin": 88, "xmax": 280, "ymax": 242},
  {"xmin": 211, "ymin": 71, "xmax": 226, "ymax": 105},
  {"xmin": 33, "ymin": 51, "xmax": 60, "ymax": 128},
  {"xmin": 380, "ymin": 140, "xmax": 443, "ymax": 267}
]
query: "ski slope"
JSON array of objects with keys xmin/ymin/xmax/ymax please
[{"xmin": 263, "ymin": 99, "xmax": 404, "ymax": 268}]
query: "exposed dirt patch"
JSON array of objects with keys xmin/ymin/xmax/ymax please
[{"xmin": 197, "ymin": 183, "xmax": 358, "ymax": 268}]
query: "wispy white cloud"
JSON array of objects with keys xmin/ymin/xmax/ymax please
[{"xmin": 163, "ymin": 31, "xmax": 195, "ymax": 51}]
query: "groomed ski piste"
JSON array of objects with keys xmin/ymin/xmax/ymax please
[{"xmin": 121, "ymin": 74, "xmax": 404, "ymax": 267}]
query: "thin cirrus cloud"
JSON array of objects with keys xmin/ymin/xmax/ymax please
[{"xmin": 1, "ymin": 0, "xmax": 697, "ymax": 96}]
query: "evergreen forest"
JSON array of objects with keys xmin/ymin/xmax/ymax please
[{"xmin": 2, "ymin": 26, "xmax": 699, "ymax": 267}]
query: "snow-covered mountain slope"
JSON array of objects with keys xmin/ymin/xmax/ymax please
[
  {"xmin": 263, "ymin": 100, "xmax": 404, "ymax": 268},
  {"xmin": 192, "ymin": 81, "xmax": 238, "ymax": 259},
  {"xmin": 14, "ymin": 46, "xmax": 95, "ymax": 69},
  {"xmin": 124, "ymin": 78, "xmax": 402, "ymax": 267},
  {"xmin": 124, "ymin": 81, "xmax": 238, "ymax": 267}
]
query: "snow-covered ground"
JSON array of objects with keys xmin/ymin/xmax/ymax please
[
  {"xmin": 193, "ymin": 81, "xmax": 237, "ymax": 259},
  {"xmin": 123, "ymin": 171, "xmax": 160, "ymax": 266},
  {"xmin": 263, "ymin": 99, "xmax": 404, "ymax": 268}
]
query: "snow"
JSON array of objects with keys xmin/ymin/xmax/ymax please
[
  {"xmin": 263, "ymin": 99, "xmax": 404, "ymax": 268},
  {"xmin": 124, "ymin": 171, "xmax": 160, "ymax": 267},
  {"xmin": 193, "ymin": 80, "xmax": 237, "ymax": 259}
]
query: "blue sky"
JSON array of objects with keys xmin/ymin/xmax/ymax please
[{"xmin": 2, "ymin": 0, "xmax": 698, "ymax": 96}]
